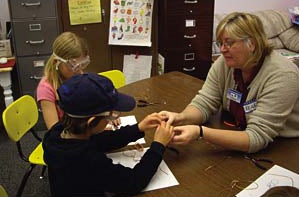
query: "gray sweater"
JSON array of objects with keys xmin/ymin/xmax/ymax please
[{"xmin": 190, "ymin": 51, "xmax": 299, "ymax": 153}]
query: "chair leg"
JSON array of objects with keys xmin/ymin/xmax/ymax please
[
  {"xmin": 40, "ymin": 166, "xmax": 47, "ymax": 179},
  {"xmin": 16, "ymin": 164, "xmax": 36, "ymax": 197}
]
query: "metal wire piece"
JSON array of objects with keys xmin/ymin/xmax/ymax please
[{"xmin": 244, "ymin": 154, "xmax": 273, "ymax": 170}]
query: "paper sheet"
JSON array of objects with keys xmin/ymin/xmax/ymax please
[
  {"xmin": 236, "ymin": 165, "xmax": 299, "ymax": 197},
  {"xmin": 107, "ymin": 147, "xmax": 179, "ymax": 192},
  {"xmin": 123, "ymin": 54, "xmax": 152, "ymax": 84},
  {"xmin": 68, "ymin": 0, "xmax": 102, "ymax": 25},
  {"xmin": 107, "ymin": 115, "xmax": 145, "ymax": 145}
]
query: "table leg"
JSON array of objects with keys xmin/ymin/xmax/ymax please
[{"xmin": 0, "ymin": 71, "xmax": 13, "ymax": 107}]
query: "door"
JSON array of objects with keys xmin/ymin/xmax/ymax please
[{"xmin": 57, "ymin": 0, "xmax": 112, "ymax": 73}]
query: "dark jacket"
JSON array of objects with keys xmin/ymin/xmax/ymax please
[{"xmin": 43, "ymin": 123, "xmax": 165, "ymax": 197}]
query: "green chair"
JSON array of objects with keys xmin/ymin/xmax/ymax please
[
  {"xmin": 99, "ymin": 69, "xmax": 126, "ymax": 88},
  {"xmin": 2, "ymin": 95, "xmax": 46, "ymax": 197}
]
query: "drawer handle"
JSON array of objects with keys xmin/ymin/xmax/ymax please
[
  {"xmin": 21, "ymin": 2, "xmax": 41, "ymax": 7},
  {"xmin": 183, "ymin": 67, "xmax": 196, "ymax": 72},
  {"xmin": 184, "ymin": 0, "xmax": 198, "ymax": 4},
  {"xmin": 184, "ymin": 34, "xmax": 196, "ymax": 39},
  {"xmin": 30, "ymin": 75, "xmax": 42, "ymax": 80},
  {"xmin": 26, "ymin": 40, "xmax": 45, "ymax": 45}
]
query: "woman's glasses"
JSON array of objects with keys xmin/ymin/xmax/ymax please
[{"xmin": 216, "ymin": 38, "xmax": 247, "ymax": 50}]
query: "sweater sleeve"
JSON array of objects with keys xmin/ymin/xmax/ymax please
[
  {"xmin": 98, "ymin": 141, "xmax": 166, "ymax": 195},
  {"xmin": 91, "ymin": 124, "xmax": 144, "ymax": 152},
  {"xmin": 190, "ymin": 56, "xmax": 227, "ymax": 123}
]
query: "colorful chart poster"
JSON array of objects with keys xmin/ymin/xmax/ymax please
[
  {"xmin": 108, "ymin": 0, "xmax": 154, "ymax": 47},
  {"xmin": 68, "ymin": 0, "xmax": 102, "ymax": 25}
]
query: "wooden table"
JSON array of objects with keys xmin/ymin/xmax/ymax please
[{"xmin": 119, "ymin": 71, "xmax": 299, "ymax": 197}]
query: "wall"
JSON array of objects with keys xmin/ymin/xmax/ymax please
[
  {"xmin": 1, "ymin": 0, "xmax": 298, "ymax": 37},
  {"xmin": 215, "ymin": 0, "xmax": 298, "ymax": 13},
  {"xmin": 0, "ymin": 0, "xmax": 9, "ymax": 39}
]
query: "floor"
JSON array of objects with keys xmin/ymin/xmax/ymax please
[{"xmin": 0, "ymin": 129, "xmax": 50, "ymax": 197}]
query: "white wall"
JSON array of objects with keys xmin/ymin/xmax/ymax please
[
  {"xmin": 215, "ymin": 0, "xmax": 298, "ymax": 13},
  {"xmin": 0, "ymin": 0, "xmax": 9, "ymax": 39}
]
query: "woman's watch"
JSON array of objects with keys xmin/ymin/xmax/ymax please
[{"xmin": 197, "ymin": 125, "xmax": 204, "ymax": 140}]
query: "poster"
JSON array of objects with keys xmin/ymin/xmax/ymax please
[
  {"xmin": 68, "ymin": 0, "xmax": 102, "ymax": 25},
  {"xmin": 108, "ymin": 0, "xmax": 154, "ymax": 47}
]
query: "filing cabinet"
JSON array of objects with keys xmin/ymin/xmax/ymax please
[
  {"xmin": 158, "ymin": 0, "xmax": 215, "ymax": 80},
  {"xmin": 9, "ymin": 0, "xmax": 60, "ymax": 131}
]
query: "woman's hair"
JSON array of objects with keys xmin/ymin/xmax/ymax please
[
  {"xmin": 44, "ymin": 32, "xmax": 89, "ymax": 98},
  {"xmin": 216, "ymin": 12, "xmax": 273, "ymax": 68},
  {"xmin": 61, "ymin": 114, "xmax": 103, "ymax": 135},
  {"xmin": 261, "ymin": 186, "xmax": 299, "ymax": 197}
]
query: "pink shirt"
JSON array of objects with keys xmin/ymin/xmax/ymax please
[{"xmin": 36, "ymin": 77, "xmax": 64, "ymax": 120}]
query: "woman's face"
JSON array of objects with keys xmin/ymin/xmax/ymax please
[{"xmin": 219, "ymin": 31, "xmax": 254, "ymax": 69}]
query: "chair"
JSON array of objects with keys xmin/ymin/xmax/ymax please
[
  {"xmin": 0, "ymin": 184, "xmax": 8, "ymax": 197},
  {"xmin": 2, "ymin": 95, "xmax": 46, "ymax": 197},
  {"xmin": 99, "ymin": 69, "xmax": 126, "ymax": 88}
]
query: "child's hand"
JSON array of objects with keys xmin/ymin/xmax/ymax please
[
  {"xmin": 153, "ymin": 121, "xmax": 174, "ymax": 146},
  {"xmin": 138, "ymin": 113, "xmax": 163, "ymax": 132}
]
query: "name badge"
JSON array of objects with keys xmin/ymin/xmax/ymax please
[
  {"xmin": 227, "ymin": 88, "xmax": 242, "ymax": 103},
  {"xmin": 243, "ymin": 99, "xmax": 257, "ymax": 113}
]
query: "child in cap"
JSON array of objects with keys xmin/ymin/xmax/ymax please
[{"xmin": 42, "ymin": 73, "xmax": 174, "ymax": 196}]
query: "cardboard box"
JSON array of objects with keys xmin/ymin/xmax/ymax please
[{"xmin": 0, "ymin": 39, "xmax": 12, "ymax": 57}]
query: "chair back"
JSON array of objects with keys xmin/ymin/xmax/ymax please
[
  {"xmin": 99, "ymin": 70, "xmax": 126, "ymax": 88},
  {"xmin": 2, "ymin": 95, "xmax": 38, "ymax": 142},
  {"xmin": 0, "ymin": 184, "xmax": 8, "ymax": 197}
]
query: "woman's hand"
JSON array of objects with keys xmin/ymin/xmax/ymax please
[
  {"xmin": 171, "ymin": 125, "xmax": 200, "ymax": 145},
  {"xmin": 158, "ymin": 111, "xmax": 179, "ymax": 125},
  {"xmin": 138, "ymin": 112, "xmax": 163, "ymax": 132},
  {"xmin": 153, "ymin": 121, "xmax": 174, "ymax": 146}
]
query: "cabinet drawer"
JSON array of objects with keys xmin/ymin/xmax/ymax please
[
  {"xmin": 12, "ymin": 19, "xmax": 58, "ymax": 56},
  {"xmin": 163, "ymin": 49, "xmax": 211, "ymax": 79},
  {"xmin": 17, "ymin": 55, "xmax": 48, "ymax": 93},
  {"xmin": 165, "ymin": 16, "xmax": 213, "ymax": 49},
  {"xmin": 9, "ymin": 0, "xmax": 56, "ymax": 19},
  {"xmin": 165, "ymin": 50, "xmax": 200, "ymax": 74},
  {"xmin": 166, "ymin": 0, "xmax": 201, "ymax": 16}
]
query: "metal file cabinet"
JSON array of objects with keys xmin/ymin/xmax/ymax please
[
  {"xmin": 158, "ymin": 0, "xmax": 215, "ymax": 80},
  {"xmin": 9, "ymin": 0, "xmax": 60, "ymax": 131}
]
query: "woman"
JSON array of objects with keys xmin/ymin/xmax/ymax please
[
  {"xmin": 160, "ymin": 12, "xmax": 299, "ymax": 153},
  {"xmin": 36, "ymin": 32, "xmax": 90, "ymax": 129}
]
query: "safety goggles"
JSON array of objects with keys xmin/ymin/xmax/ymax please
[
  {"xmin": 97, "ymin": 111, "xmax": 121, "ymax": 121},
  {"xmin": 53, "ymin": 53, "xmax": 90, "ymax": 72},
  {"xmin": 66, "ymin": 111, "xmax": 121, "ymax": 120}
]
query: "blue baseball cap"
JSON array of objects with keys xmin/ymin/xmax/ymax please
[{"xmin": 57, "ymin": 73, "xmax": 135, "ymax": 117}]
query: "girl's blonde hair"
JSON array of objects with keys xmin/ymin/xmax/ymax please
[
  {"xmin": 44, "ymin": 32, "xmax": 89, "ymax": 97},
  {"xmin": 216, "ymin": 12, "xmax": 273, "ymax": 68}
]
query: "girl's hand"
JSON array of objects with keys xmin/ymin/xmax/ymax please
[{"xmin": 153, "ymin": 121, "xmax": 174, "ymax": 146}]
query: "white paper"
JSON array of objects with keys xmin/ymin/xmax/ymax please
[
  {"xmin": 107, "ymin": 115, "xmax": 145, "ymax": 145},
  {"xmin": 123, "ymin": 54, "xmax": 152, "ymax": 84},
  {"xmin": 236, "ymin": 165, "xmax": 299, "ymax": 197},
  {"xmin": 107, "ymin": 147, "xmax": 179, "ymax": 192}
]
